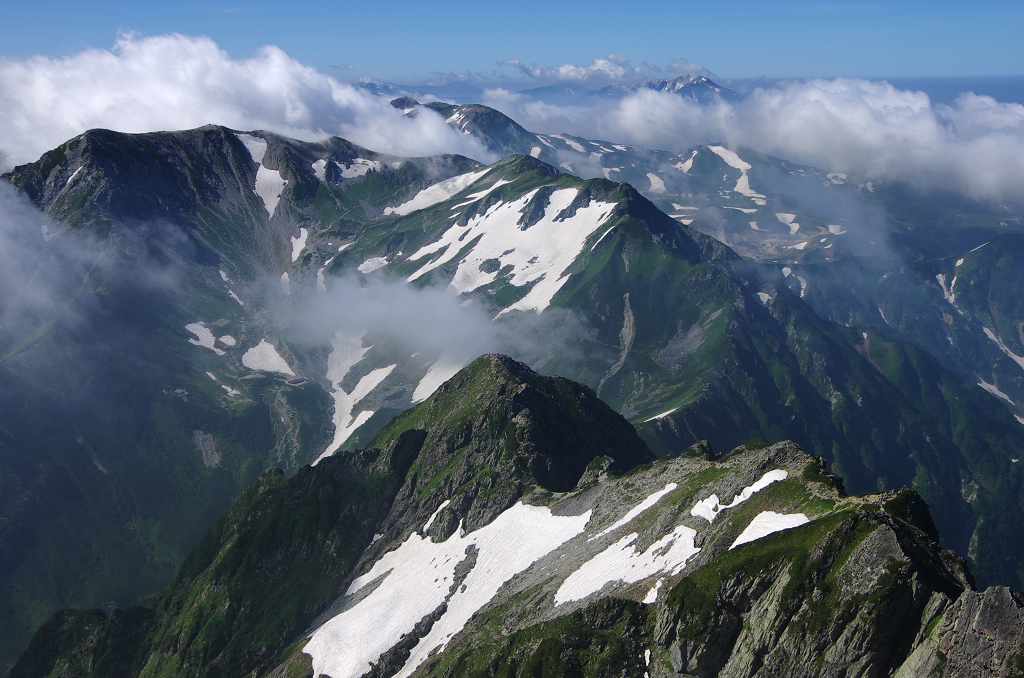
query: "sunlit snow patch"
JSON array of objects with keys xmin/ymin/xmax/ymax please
[
  {"xmin": 592, "ymin": 483, "xmax": 678, "ymax": 540},
  {"xmin": 241, "ymin": 340, "xmax": 295, "ymax": 376},
  {"xmin": 530, "ymin": 146, "xmax": 542, "ymax": 158},
  {"xmin": 312, "ymin": 159, "xmax": 327, "ymax": 181},
  {"xmin": 357, "ymin": 257, "xmax": 387, "ymax": 274},
  {"xmin": 690, "ymin": 469, "xmax": 789, "ymax": 523},
  {"xmin": 644, "ymin": 406, "xmax": 679, "ymax": 422},
  {"xmin": 383, "ymin": 169, "xmax": 490, "ymax": 216},
  {"xmin": 729, "ymin": 511, "xmax": 809, "ymax": 549},
  {"xmin": 217, "ymin": 335, "xmax": 236, "ymax": 347},
  {"xmin": 185, "ymin": 323, "xmax": 224, "ymax": 356},
  {"xmin": 406, "ymin": 187, "xmax": 615, "ymax": 315},
  {"xmin": 305, "ymin": 503, "xmax": 591, "ymax": 678},
  {"xmin": 412, "ymin": 352, "xmax": 467, "ymax": 404},
  {"xmin": 555, "ymin": 526, "xmax": 700, "ymax": 605}
]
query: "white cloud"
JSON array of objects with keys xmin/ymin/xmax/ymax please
[
  {"xmin": 0, "ymin": 32, "xmax": 495, "ymax": 170},
  {"xmin": 484, "ymin": 78, "xmax": 1024, "ymax": 203}
]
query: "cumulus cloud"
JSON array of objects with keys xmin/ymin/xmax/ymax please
[
  {"xmin": 484, "ymin": 78, "xmax": 1024, "ymax": 203},
  {"xmin": 0, "ymin": 32, "xmax": 495, "ymax": 170}
]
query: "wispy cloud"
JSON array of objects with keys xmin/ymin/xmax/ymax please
[{"xmin": 484, "ymin": 78, "xmax": 1024, "ymax": 203}]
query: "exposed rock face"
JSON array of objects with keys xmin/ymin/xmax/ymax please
[{"xmin": 897, "ymin": 586, "xmax": 1024, "ymax": 677}]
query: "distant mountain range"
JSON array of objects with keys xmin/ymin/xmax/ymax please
[
  {"xmin": 359, "ymin": 74, "xmax": 739, "ymax": 105},
  {"xmin": 1, "ymin": 95, "xmax": 1023, "ymax": 675}
]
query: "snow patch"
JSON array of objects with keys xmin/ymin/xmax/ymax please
[
  {"xmin": 708, "ymin": 146, "xmax": 766, "ymax": 204},
  {"xmin": 242, "ymin": 340, "xmax": 294, "ymax": 376},
  {"xmin": 530, "ymin": 146, "xmax": 542, "ymax": 158},
  {"xmin": 782, "ymin": 267, "xmax": 792, "ymax": 277},
  {"xmin": 797, "ymin": 275, "xmax": 808, "ymax": 297},
  {"xmin": 643, "ymin": 580, "xmax": 663, "ymax": 605},
  {"xmin": 340, "ymin": 159, "xmax": 383, "ymax": 178},
  {"xmin": 255, "ymin": 166, "xmax": 287, "ymax": 216},
  {"xmin": 982, "ymin": 327, "xmax": 1024, "ymax": 372},
  {"xmin": 556, "ymin": 135, "xmax": 586, "ymax": 153},
  {"xmin": 724, "ymin": 206, "xmax": 757, "ymax": 213},
  {"xmin": 647, "ymin": 173, "xmax": 666, "ymax": 194},
  {"xmin": 828, "ymin": 224, "xmax": 847, "ymax": 234},
  {"xmin": 217, "ymin": 335, "xmax": 236, "ymax": 347},
  {"xmin": 827, "ymin": 172, "xmax": 847, "ymax": 184},
  {"xmin": 235, "ymin": 133, "xmax": 267, "ymax": 164},
  {"xmin": 423, "ymin": 500, "xmax": 452, "ymax": 532},
  {"xmin": 406, "ymin": 188, "xmax": 614, "ymax": 316},
  {"xmin": 592, "ymin": 483, "xmax": 678, "ymax": 540},
  {"xmin": 412, "ymin": 352, "xmax": 466, "ymax": 404},
  {"xmin": 644, "ymin": 406, "xmax": 679, "ymax": 422},
  {"xmin": 786, "ymin": 241, "xmax": 808, "ymax": 250},
  {"xmin": 756, "ymin": 292, "xmax": 771, "ymax": 305},
  {"xmin": 312, "ymin": 158, "xmax": 327, "ymax": 181},
  {"xmin": 358, "ymin": 257, "xmax": 388, "ymax": 274},
  {"xmin": 228, "ymin": 290, "xmax": 244, "ymax": 306},
  {"xmin": 690, "ymin": 470, "xmax": 789, "ymax": 523},
  {"xmin": 290, "ymin": 228, "xmax": 308, "ymax": 262},
  {"xmin": 185, "ymin": 323, "xmax": 224, "ymax": 356},
  {"xmin": 383, "ymin": 170, "xmax": 490, "ymax": 216},
  {"xmin": 306, "ymin": 503, "xmax": 590, "ymax": 678},
  {"xmin": 730, "ymin": 512, "xmax": 809, "ymax": 549},
  {"xmin": 978, "ymin": 378, "xmax": 1016, "ymax": 405},
  {"xmin": 555, "ymin": 526, "xmax": 700, "ymax": 605},
  {"xmin": 674, "ymin": 150, "xmax": 697, "ymax": 174}
]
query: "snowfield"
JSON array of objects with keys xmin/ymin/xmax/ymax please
[
  {"xmin": 406, "ymin": 187, "xmax": 615, "ymax": 315},
  {"xmin": 241, "ymin": 340, "xmax": 294, "ymax": 375},
  {"xmin": 185, "ymin": 323, "xmax": 224, "ymax": 356},
  {"xmin": 290, "ymin": 228, "xmax": 308, "ymax": 262},
  {"xmin": 305, "ymin": 503, "xmax": 591, "ymax": 678},
  {"xmin": 593, "ymin": 483, "xmax": 678, "ymax": 540},
  {"xmin": 235, "ymin": 133, "xmax": 287, "ymax": 216},
  {"xmin": 708, "ymin": 146, "xmax": 767, "ymax": 205},
  {"xmin": 314, "ymin": 332, "xmax": 397, "ymax": 464},
  {"xmin": 412, "ymin": 352, "xmax": 467, "ymax": 404},
  {"xmin": 690, "ymin": 469, "xmax": 789, "ymax": 523},
  {"xmin": 555, "ymin": 526, "xmax": 700, "ymax": 605},
  {"xmin": 383, "ymin": 170, "xmax": 490, "ymax": 216},
  {"xmin": 730, "ymin": 511, "xmax": 809, "ymax": 549}
]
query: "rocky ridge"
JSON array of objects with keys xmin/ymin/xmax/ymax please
[{"xmin": 13, "ymin": 357, "xmax": 1024, "ymax": 678}]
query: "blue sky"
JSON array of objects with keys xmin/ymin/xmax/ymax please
[{"xmin": 2, "ymin": 1, "xmax": 1022, "ymax": 84}]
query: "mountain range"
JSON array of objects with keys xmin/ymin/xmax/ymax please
[{"xmin": 1, "ymin": 93, "xmax": 1023, "ymax": 674}]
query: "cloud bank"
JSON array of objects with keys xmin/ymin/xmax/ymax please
[
  {"xmin": 485, "ymin": 78, "xmax": 1024, "ymax": 203},
  {"xmin": 0, "ymin": 33, "xmax": 495, "ymax": 170},
  {"xmin": 2, "ymin": 35, "xmax": 1023, "ymax": 203}
]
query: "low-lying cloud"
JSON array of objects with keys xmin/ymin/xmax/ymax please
[
  {"xmin": 0, "ymin": 33, "xmax": 495, "ymax": 170},
  {"xmin": 3, "ymin": 35, "xmax": 1023, "ymax": 204},
  {"xmin": 485, "ymin": 78, "xmax": 1024, "ymax": 204}
]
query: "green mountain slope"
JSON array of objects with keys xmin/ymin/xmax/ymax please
[{"xmin": 13, "ymin": 358, "xmax": 1022, "ymax": 678}]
